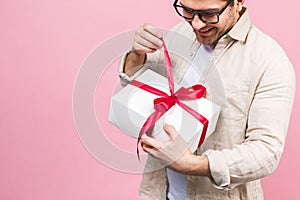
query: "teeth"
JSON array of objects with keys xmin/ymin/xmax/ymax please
[{"xmin": 199, "ymin": 28, "xmax": 212, "ymax": 33}]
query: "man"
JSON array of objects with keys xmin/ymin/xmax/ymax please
[{"xmin": 118, "ymin": 0, "xmax": 296, "ymax": 199}]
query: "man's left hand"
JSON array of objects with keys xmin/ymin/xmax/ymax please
[{"xmin": 140, "ymin": 123, "xmax": 199, "ymax": 174}]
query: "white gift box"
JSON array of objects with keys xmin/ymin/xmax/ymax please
[{"xmin": 108, "ymin": 69, "xmax": 220, "ymax": 152}]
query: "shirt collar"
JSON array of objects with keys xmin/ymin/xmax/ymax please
[{"xmin": 227, "ymin": 7, "xmax": 252, "ymax": 42}]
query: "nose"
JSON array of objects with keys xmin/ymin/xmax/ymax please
[{"xmin": 191, "ymin": 14, "xmax": 207, "ymax": 30}]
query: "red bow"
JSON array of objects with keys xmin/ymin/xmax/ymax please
[{"xmin": 130, "ymin": 40, "xmax": 208, "ymax": 160}]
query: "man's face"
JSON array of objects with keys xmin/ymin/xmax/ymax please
[{"xmin": 180, "ymin": 0, "xmax": 241, "ymax": 45}]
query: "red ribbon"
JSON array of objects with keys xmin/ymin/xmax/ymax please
[{"xmin": 130, "ymin": 40, "xmax": 209, "ymax": 160}]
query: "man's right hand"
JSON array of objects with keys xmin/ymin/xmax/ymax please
[
  {"xmin": 133, "ymin": 24, "xmax": 163, "ymax": 54},
  {"xmin": 123, "ymin": 24, "xmax": 163, "ymax": 75}
]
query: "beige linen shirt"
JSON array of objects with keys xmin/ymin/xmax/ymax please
[{"xmin": 119, "ymin": 8, "xmax": 295, "ymax": 200}]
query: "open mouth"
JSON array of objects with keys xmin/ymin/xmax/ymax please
[
  {"xmin": 197, "ymin": 27, "xmax": 214, "ymax": 36},
  {"xmin": 199, "ymin": 27, "xmax": 213, "ymax": 33}
]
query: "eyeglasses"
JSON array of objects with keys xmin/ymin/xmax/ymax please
[{"xmin": 173, "ymin": 0, "xmax": 234, "ymax": 24}]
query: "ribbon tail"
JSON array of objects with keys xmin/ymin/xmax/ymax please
[
  {"xmin": 137, "ymin": 111, "xmax": 165, "ymax": 161},
  {"xmin": 176, "ymin": 100, "xmax": 209, "ymax": 148},
  {"xmin": 198, "ymin": 120, "xmax": 208, "ymax": 147},
  {"xmin": 162, "ymin": 40, "xmax": 175, "ymax": 95}
]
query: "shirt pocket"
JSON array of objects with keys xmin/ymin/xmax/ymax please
[{"xmin": 225, "ymin": 85, "xmax": 250, "ymax": 121}]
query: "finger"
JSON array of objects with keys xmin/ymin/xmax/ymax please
[
  {"xmin": 142, "ymin": 24, "xmax": 163, "ymax": 39},
  {"xmin": 139, "ymin": 31, "xmax": 163, "ymax": 49},
  {"xmin": 141, "ymin": 142, "xmax": 154, "ymax": 149},
  {"xmin": 142, "ymin": 142, "xmax": 170, "ymax": 162},
  {"xmin": 141, "ymin": 135, "xmax": 162, "ymax": 150},
  {"xmin": 138, "ymin": 25, "xmax": 163, "ymax": 49},
  {"xmin": 136, "ymin": 31, "xmax": 163, "ymax": 50},
  {"xmin": 141, "ymin": 143, "xmax": 156, "ymax": 154},
  {"xmin": 133, "ymin": 42, "xmax": 156, "ymax": 54},
  {"xmin": 134, "ymin": 35, "xmax": 160, "ymax": 52},
  {"xmin": 141, "ymin": 140, "xmax": 164, "ymax": 158},
  {"xmin": 163, "ymin": 123, "xmax": 178, "ymax": 141}
]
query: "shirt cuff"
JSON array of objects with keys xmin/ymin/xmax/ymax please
[
  {"xmin": 118, "ymin": 51, "xmax": 148, "ymax": 86},
  {"xmin": 203, "ymin": 149, "xmax": 230, "ymax": 190}
]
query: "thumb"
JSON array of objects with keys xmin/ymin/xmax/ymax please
[{"xmin": 163, "ymin": 123, "xmax": 178, "ymax": 140}]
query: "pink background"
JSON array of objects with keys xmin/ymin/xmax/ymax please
[{"xmin": 1, "ymin": 0, "xmax": 299, "ymax": 199}]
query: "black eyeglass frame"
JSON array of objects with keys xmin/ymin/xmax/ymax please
[{"xmin": 173, "ymin": 0, "xmax": 234, "ymax": 24}]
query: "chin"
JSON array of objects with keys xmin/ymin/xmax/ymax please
[{"xmin": 196, "ymin": 37, "xmax": 216, "ymax": 45}]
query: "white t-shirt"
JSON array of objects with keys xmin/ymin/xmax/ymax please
[{"xmin": 167, "ymin": 44, "xmax": 214, "ymax": 200}]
